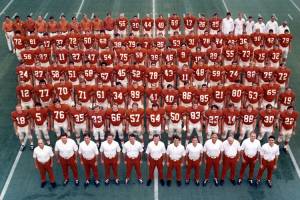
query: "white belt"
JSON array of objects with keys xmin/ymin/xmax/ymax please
[
  {"xmin": 105, "ymin": 155, "xmax": 116, "ymax": 159},
  {"xmin": 245, "ymin": 153, "xmax": 256, "ymax": 158},
  {"xmin": 188, "ymin": 157, "xmax": 200, "ymax": 161},
  {"xmin": 151, "ymin": 156, "xmax": 162, "ymax": 161},
  {"xmin": 207, "ymin": 155, "xmax": 218, "ymax": 159},
  {"xmin": 225, "ymin": 155, "xmax": 237, "ymax": 159},
  {"xmin": 127, "ymin": 156, "xmax": 139, "ymax": 159}
]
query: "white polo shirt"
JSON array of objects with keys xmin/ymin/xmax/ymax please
[
  {"xmin": 203, "ymin": 139, "xmax": 223, "ymax": 158},
  {"xmin": 278, "ymin": 25, "xmax": 290, "ymax": 34},
  {"xmin": 222, "ymin": 139, "xmax": 241, "ymax": 157},
  {"xmin": 55, "ymin": 138, "xmax": 78, "ymax": 159},
  {"xmin": 222, "ymin": 17, "xmax": 234, "ymax": 34},
  {"xmin": 260, "ymin": 143, "xmax": 279, "ymax": 161},
  {"xmin": 253, "ymin": 22, "xmax": 266, "ymax": 33},
  {"xmin": 146, "ymin": 141, "xmax": 166, "ymax": 160},
  {"xmin": 234, "ymin": 18, "xmax": 245, "ymax": 34},
  {"xmin": 166, "ymin": 143, "xmax": 186, "ymax": 161},
  {"xmin": 240, "ymin": 138, "xmax": 261, "ymax": 158},
  {"xmin": 245, "ymin": 20, "xmax": 255, "ymax": 35},
  {"xmin": 266, "ymin": 20, "xmax": 278, "ymax": 33},
  {"xmin": 33, "ymin": 145, "xmax": 54, "ymax": 163},
  {"xmin": 79, "ymin": 140, "xmax": 99, "ymax": 160},
  {"xmin": 123, "ymin": 140, "xmax": 143, "ymax": 159},
  {"xmin": 100, "ymin": 140, "xmax": 121, "ymax": 159},
  {"xmin": 186, "ymin": 143, "xmax": 203, "ymax": 161}
]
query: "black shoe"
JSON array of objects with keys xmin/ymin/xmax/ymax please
[
  {"xmin": 146, "ymin": 179, "xmax": 152, "ymax": 186},
  {"xmin": 283, "ymin": 147, "xmax": 288, "ymax": 154},
  {"xmin": 41, "ymin": 181, "xmax": 46, "ymax": 188},
  {"xmin": 104, "ymin": 179, "xmax": 110, "ymax": 185},
  {"xmin": 248, "ymin": 179, "xmax": 254, "ymax": 186},
  {"xmin": 230, "ymin": 180, "xmax": 236, "ymax": 186},
  {"xmin": 176, "ymin": 181, "xmax": 181, "ymax": 187},
  {"xmin": 75, "ymin": 180, "xmax": 79, "ymax": 186},
  {"xmin": 94, "ymin": 180, "xmax": 100, "ymax": 187},
  {"xmin": 84, "ymin": 180, "xmax": 90, "ymax": 187},
  {"xmin": 115, "ymin": 179, "xmax": 120, "ymax": 185},
  {"xmin": 202, "ymin": 179, "xmax": 208, "ymax": 187},
  {"xmin": 19, "ymin": 145, "xmax": 25, "ymax": 151},
  {"xmin": 166, "ymin": 180, "xmax": 171, "ymax": 186},
  {"xmin": 138, "ymin": 179, "xmax": 143, "ymax": 184},
  {"xmin": 237, "ymin": 178, "xmax": 242, "ymax": 185},
  {"xmin": 266, "ymin": 180, "xmax": 272, "ymax": 188},
  {"xmin": 195, "ymin": 180, "xmax": 200, "ymax": 186},
  {"xmin": 185, "ymin": 179, "xmax": 190, "ymax": 185},
  {"xmin": 30, "ymin": 144, "xmax": 34, "ymax": 150},
  {"xmin": 214, "ymin": 179, "xmax": 219, "ymax": 187},
  {"xmin": 50, "ymin": 182, "xmax": 56, "ymax": 188},
  {"xmin": 160, "ymin": 179, "xmax": 165, "ymax": 186},
  {"xmin": 63, "ymin": 179, "xmax": 69, "ymax": 186},
  {"xmin": 220, "ymin": 180, "xmax": 224, "ymax": 186},
  {"xmin": 255, "ymin": 180, "xmax": 261, "ymax": 187}
]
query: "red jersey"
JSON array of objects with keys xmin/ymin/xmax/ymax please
[
  {"xmin": 147, "ymin": 49, "xmax": 162, "ymax": 64},
  {"xmin": 222, "ymin": 45, "xmax": 237, "ymax": 61},
  {"xmin": 67, "ymin": 33, "xmax": 81, "ymax": 48},
  {"xmin": 69, "ymin": 49, "xmax": 83, "ymax": 64},
  {"xmin": 168, "ymin": 15, "xmax": 181, "ymax": 30},
  {"xmin": 142, "ymin": 17, "xmax": 154, "ymax": 31},
  {"xmin": 32, "ymin": 66, "xmax": 47, "ymax": 82},
  {"xmin": 145, "ymin": 87, "xmax": 162, "ymax": 104},
  {"xmin": 206, "ymin": 48, "xmax": 221, "ymax": 62},
  {"xmin": 260, "ymin": 109, "xmax": 278, "ymax": 127},
  {"xmin": 124, "ymin": 36, "xmax": 139, "ymax": 49},
  {"xmin": 13, "ymin": 35, "xmax": 26, "ymax": 49},
  {"xmin": 161, "ymin": 64, "xmax": 177, "ymax": 82},
  {"xmin": 146, "ymin": 67, "xmax": 161, "ymax": 84},
  {"xmin": 97, "ymin": 67, "xmax": 114, "ymax": 84},
  {"xmin": 177, "ymin": 48, "xmax": 191, "ymax": 63},
  {"xmin": 238, "ymin": 46, "xmax": 254, "ymax": 62},
  {"xmin": 162, "ymin": 89, "xmax": 178, "ymax": 106},
  {"xmin": 186, "ymin": 106, "xmax": 204, "ymax": 124},
  {"xmin": 129, "ymin": 65, "xmax": 146, "ymax": 82},
  {"xmin": 110, "ymin": 87, "xmax": 127, "ymax": 105},
  {"xmin": 240, "ymin": 109, "xmax": 258, "ymax": 125},
  {"xmin": 227, "ymin": 84, "xmax": 244, "ymax": 103},
  {"xmin": 114, "ymin": 64, "xmax": 129, "ymax": 81},
  {"xmin": 115, "ymin": 17, "xmax": 128, "ymax": 31},
  {"xmin": 116, "ymin": 48, "xmax": 130, "ymax": 63},
  {"xmin": 106, "ymin": 108, "xmax": 126, "ymax": 126},
  {"xmin": 243, "ymin": 66, "xmax": 259, "ymax": 84},
  {"xmin": 29, "ymin": 107, "xmax": 49, "ymax": 126},
  {"xmin": 199, "ymin": 34, "xmax": 212, "ymax": 48},
  {"xmin": 209, "ymin": 17, "xmax": 222, "ymax": 31},
  {"xmin": 177, "ymin": 67, "xmax": 193, "ymax": 83},
  {"xmin": 222, "ymin": 108, "xmax": 240, "ymax": 125},
  {"xmin": 214, "ymin": 34, "xmax": 225, "ymax": 48},
  {"xmin": 16, "ymin": 65, "xmax": 32, "ymax": 82},
  {"xmin": 264, "ymin": 33, "xmax": 277, "ymax": 48},
  {"xmin": 165, "ymin": 106, "xmax": 186, "ymax": 123},
  {"xmin": 254, "ymin": 49, "xmax": 268, "ymax": 63},
  {"xmin": 146, "ymin": 108, "xmax": 165, "ymax": 127},
  {"xmin": 208, "ymin": 65, "xmax": 224, "ymax": 82},
  {"xmin": 169, "ymin": 35, "xmax": 184, "ymax": 49},
  {"xmin": 244, "ymin": 86, "xmax": 263, "ymax": 104},
  {"xmin": 192, "ymin": 64, "xmax": 208, "ymax": 81},
  {"xmin": 191, "ymin": 51, "xmax": 205, "ymax": 64},
  {"xmin": 127, "ymin": 108, "xmax": 144, "ymax": 126},
  {"xmin": 53, "ymin": 81, "xmax": 73, "ymax": 101},
  {"xmin": 237, "ymin": 34, "xmax": 250, "ymax": 46},
  {"xmin": 85, "ymin": 49, "xmax": 99, "ymax": 65},
  {"xmin": 153, "ymin": 37, "xmax": 167, "ymax": 49},
  {"xmin": 205, "ymin": 110, "xmax": 222, "ymax": 126},
  {"xmin": 129, "ymin": 18, "xmax": 141, "ymax": 31},
  {"xmin": 196, "ymin": 88, "xmax": 212, "ymax": 107},
  {"xmin": 183, "ymin": 15, "xmax": 196, "ymax": 29},
  {"xmin": 197, "ymin": 17, "xmax": 207, "ymax": 30},
  {"xmin": 34, "ymin": 84, "xmax": 54, "ymax": 102},
  {"xmin": 80, "ymin": 65, "xmax": 97, "ymax": 81},
  {"xmin": 278, "ymin": 33, "xmax": 293, "ymax": 47},
  {"xmin": 250, "ymin": 32, "xmax": 264, "ymax": 47},
  {"xmin": 259, "ymin": 67, "xmax": 275, "ymax": 83},
  {"xmin": 268, "ymin": 49, "xmax": 282, "ymax": 63},
  {"xmin": 261, "ymin": 83, "xmax": 280, "ymax": 102},
  {"xmin": 111, "ymin": 37, "xmax": 124, "ymax": 49},
  {"xmin": 280, "ymin": 111, "xmax": 298, "ymax": 130},
  {"xmin": 48, "ymin": 65, "xmax": 64, "ymax": 82},
  {"xmin": 95, "ymin": 34, "xmax": 111, "ymax": 49},
  {"xmin": 127, "ymin": 86, "xmax": 145, "ymax": 102},
  {"xmin": 89, "ymin": 109, "xmax": 106, "ymax": 128},
  {"xmin": 65, "ymin": 65, "xmax": 80, "ymax": 83},
  {"xmin": 11, "ymin": 110, "xmax": 31, "ymax": 127},
  {"xmin": 224, "ymin": 65, "xmax": 242, "ymax": 83},
  {"xmin": 74, "ymin": 85, "xmax": 93, "ymax": 103},
  {"xmin": 139, "ymin": 37, "xmax": 152, "ymax": 49},
  {"xmin": 16, "ymin": 84, "xmax": 34, "ymax": 102},
  {"xmin": 54, "ymin": 49, "xmax": 69, "ymax": 64},
  {"xmin": 100, "ymin": 50, "xmax": 114, "ymax": 65},
  {"xmin": 36, "ymin": 48, "xmax": 51, "ymax": 64},
  {"xmin": 212, "ymin": 86, "xmax": 226, "ymax": 103},
  {"xmin": 70, "ymin": 107, "xmax": 88, "ymax": 124},
  {"xmin": 52, "ymin": 34, "xmax": 67, "ymax": 47},
  {"xmin": 162, "ymin": 49, "xmax": 177, "ymax": 63},
  {"xmin": 132, "ymin": 49, "xmax": 147, "ymax": 64},
  {"xmin": 278, "ymin": 91, "xmax": 295, "ymax": 106},
  {"xmin": 155, "ymin": 17, "xmax": 167, "ymax": 31},
  {"xmin": 21, "ymin": 49, "xmax": 36, "ymax": 65},
  {"xmin": 93, "ymin": 85, "xmax": 110, "ymax": 103},
  {"xmin": 48, "ymin": 104, "xmax": 70, "ymax": 123},
  {"xmin": 274, "ymin": 67, "xmax": 291, "ymax": 85},
  {"xmin": 178, "ymin": 86, "xmax": 196, "ymax": 104}
]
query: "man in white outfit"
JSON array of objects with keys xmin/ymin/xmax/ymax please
[
  {"xmin": 245, "ymin": 16, "xmax": 255, "ymax": 35},
  {"xmin": 253, "ymin": 17, "xmax": 266, "ymax": 33},
  {"xmin": 266, "ymin": 15, "xmax": 278, "ymax": 34},
  {"xmin": 234, "ymin": 13, "xmax": 245, "ymax": 36},
  {"xmin": 278, "ymin": 21, "xmax": 290, "ymax": 34},
  {"xmin": 221, "ymin": 12, "xmax": 234, "ymax": 35}
]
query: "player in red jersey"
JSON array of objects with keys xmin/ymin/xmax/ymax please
[
  {"xmin": 178, "ymin": 82, "xmax": 196, "ymax": 107},
  {"xmin": 209, "ymin": 13, "xmax": 222, "ymax": 35},
  {"xmin": 185, "ymin": 30, "xmax": 199, "ymax": 50},
  {"xmin": 258, "ymin": 104, "xmax": 279, "ymax": 140},
  {"xmin": 146, "ymin": 103, "xmax": 165, "ymax": 139},
  {"xmin": 261, "ymin": 81, "xmax": 280, "ymax": 109},
  {"xmin": 259, "ymin": 63, "xmax": 275, "ymax": 85},
  {"xmin": 11, "ymin": 104, "xmax": 32, "ymax": 151},
  {"xmin": 54, "ymin": 78, "xmax": 74, "ymax": 106},
  {"xmin": 177, "ymin": 44, "xmax": 191, "ymax": 68},
  {"xmin": 237, "ymin": 31, "xmax": 251, "ymax": 46},
  {"xmin": 268, "ymin": 44, "xmax": 282, "ymax": 68},
  {"xmin": 111, "ymin": 34, "xmax": 126, "ymax": 49},
  {"xmin": 125, "ymin": 33, "xmax": 139, "ymax": 49},
  {"xmin": 221, "ymin": 104, "xmax": 240, "ymax": 140},
  {"xmin": 129, "ymin": 15, "xmax": 141, "ymax": 37},
  {"xmin": 169, "ymin": 32, "xmax": 184, "ymax": 49},
  {"xmin": 16, "ymin": 64, "xmax": 32, "ymax": 85},
  {"xmin": 238, "ymin": 104, "xmax": 258, "ymax": 141},
  {"xmin": 115, "ymin": 45, "xmax": 131, "ymax": 64},
  {"xmin": 115, "ymin": 13, "xmax": 128, "ymax": 37},
  {"xmin": 95, "ymin": 30, "xmax": 111, "ymax": 50},
  {"xmin": 52, "ymin": 32, "xmax": 67, "ymax": 48},
  {"xmin": 103, "ymin": 12, "xmax": 115, "ymax": 37},
  {"xmin": 54, "ymin": 46, "xmax": 69, "ymax": 67},
  {"xmin": 128, "ymin": 62, "xmax": 146, "ymax": 86},
  {"xmin": 29, "ymin": 103, "xmax": 50, "ymax": 145},
  {"xmin": 92, "ymin": 81, "xmax": 111, "ymax": 109},
  {"xmin": 206, "ymin": 43, "xmax": 221, "ymax": 66},
  {"xmin": 85, "ymin": 48, "xmax": 99, "ymax": 65},
  {"xmin": 168, "ymin": 13, "xmax": 181, "ymax": 35},
  {"xmin": 243, "ymin": 83, "xmax": 263, "ymax": 109},
  {"xmin": 191, "ymin": 60, "xmax": 208, "ymax": 88},
  {"xmin": 161, "ymin": 62, "xmax": 177, "ymax": 88},
  {"xmin": 222, "ymin": 43, "xmax": 237, "ymax": 66},
  {"xmin": 48, "ymin": 63, "xmax": 65, "ymax": 85},
  {"xmin": 92, "ymin": 15, "xmax": 104, "ymax": 34},
  {"xmin": 165, "ymin": 103, "xmax": 186, "ymax": 143},
  {"xmin": 204, "ymin": 105, "xmax": 222, "ymax": 139},
  {"xmin": 242, "ymin": 65, "xmax": 259, "ymax": 86},
  {"xmin": 196, "ymin": 84, "xmax": 212, "ymax": 110},
  {"xmin": 238, "ymin": 43, "xmax": 254, "ymax": 67},
  {"xmin": 48, "ymin": 99, "xmax": 70, "ymax": 137},
  {"xmin": 253, "ymin": 45, "xmax": 268, "ymax": 67},
  {"xmin": 131, "ymin": 44, "xmax": 147, "ymax": 65},
  {"xmin": 211, "ymin": 84, "xmax": 226, "ymax": 109},
  {"xmin": 250, "ymin": 29, "xmax": 264, "ymax": 50},
  {"xmin": 225, "ymin": 31, "xmax": 238, "ymax": 46},
  {"xmin": 197, "ymin": 14, "xmax": 208, "ymax": 35},
  {"xmin": 142, "ymin": 14, "xmax": 154, "ymax": 37},
  {"xmin": 274, "ymin": 64, "xmax": 291, "ymax": 90},
  {"xmin": 16, "ymin": 81, "xmax": 34, "ymax": 109},
  {"xmin": 177, "ymin": 64, "xmax": 193, "ymax": 87},
  {"xmin": 191, "ymin": 47, "xmax": 205, "ymax": 65},
  {"xmin": 278, "ymin": 87, "xmax": 295, "ymax": 111},
  {"xmin": 34, "ymin": 80, "xmax": 54, "ymax": 107},
  {"xmin": 69, "ymin": 48, "xmax": 84, "ymax": 67},
  {"xmin": 127, "ymin": 81, "xmax": 144, "ymax": 108},
  {"xmin": 70, "ymin": 103, "xmax": 89, "ymax": 144},
  {"xmin": 106, "ymin": 103, "xmax": 126, "ymax": 143},
  {"xmin": 155, "ymin": 15, "xmax": 167, "ymax": 36},
  {"xmin": 224, "ymin": 63, "xmax": 242, "ymax": 86},
  {"xmin": 36, "ymin": 45, "xmax": 52, "ymax": 67},
  {"xmin": 183, "ymin": 13, "xmax": 196, "ymax": 35},
  {"xmin": 64, "ymin": 62, "xmax": 80, "ymax": 86},
  {"xmin": 21, "ymin": 47, "xmax": 37, "ymax": 66},
  {"xmin": 80, "ymin": 62, "xmax": 97, "ymax": 85},
  {"xmin": 32, "ymin": 65, "xmax": 48, "ymax": 86},
  {"xmin": 74, "ymin": 80, "xmax": 94, "ymax": 109},
  {"xmin": 147, "ymin": 47, "xmax": 161, "ymax": 67},
  {"xmin": 226, "ymin": 83, "xmax": 244, "ymax": 109},
  {"xmin": 279, "ymin": 106, "xmax": 298, "ymax": 152},
  {"xmin": 146, "ymin": 63, "xmax": 161, "ymax": 87},
  {"xmin": 126, "ymin": 102, "xmax": 145, "ymax": 143},
  {"xmin": 278, "ymin": 29, "xmax": 293, "ymax": 62},
  {"xmin": 186, "ymin": 103, "xmax": 205, "ymax": 144},
  {"xmin": 153, "ymin": 33, "xmax": 167, "ymax": 50},
  {"xmin": 145, "ymin": 83, "xmax": 162, "ymax": 107},
  {"xmin": 110, "ymin": 82, "xmax": 127, "ymax": 108},
  {"xmin": 207, "ymin": 65, "xmax": 225, "ymax": 87},
  {"xmin": 139, "ymin": 33, "xmax": 153, "ymax": 49},
  {"xmin": 89, "ymin": 106, "xmax": 106, "ymax": 147},
  {"xmin": 162, "ymin": 46, "xmax": 177, "ymax": 64},
  {"xmin": 100, "ymin": 49, "xmax": 114, "ymax": 68},
  {"xmin": 199, "ymin": 29, "xmax": 213, "ymax": 50},
  {"xmin": 162, "ymin": 84, "xmax": 178, "ymax": 106},
  {"xmin": 13, "ymin": 30, "xmax": 26, "ymax": 60},
  {"xmin": 214, "ymin": 30, "xmax": 225, "ymax": 49},
  {"xmin": 67, "ymin": 29, "xmax": 81, "ymax": 50},
  {"xmin": 97, "ymin": 62, "xmax": 114, "ymax": 86}
]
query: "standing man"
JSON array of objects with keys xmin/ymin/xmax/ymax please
[
  {"xmin": 100, "ymin": 134, "xmax": 121, "ymax": 185},
  {"xmin": 220, "ymin": 135, "xmax": 240, "ymax": 185},
  {"xmin": 2, "ymin": 16, "xmax": 14, "ymax": 52},
  {"xmin": 166, "ymin": 135, "xmax": 186, "ymax": 187},
  {"xmin": 54, "ymin": 133, "xmax": 79, "ymax": 186},
  {"xmin": 185, "ymin": 136, "xmax": 203, "ymax": 185},
  {"xmin": 123, "ymin": 134, "xmax": 144, "ymax": 184},
  {"xmin": 79, "ymin": 134, "xmax": 100, "ymax": 187},
  {"xmin": 146, "ymin": 134, "xmax": 166, "ymax": 186},
  {"xmin": 203, "ymin": 133, "xmax": 223, "ymax": 186},
  {"xmin": 256, "ymin": 136, "xmax": 279, "ymax": 188},
  {"xmin": 238, "ymin": 132, "xmax": 261, "ymax": 185},
  {"xmin": 33, "ymin": 139, "xmax": 56, "ymax": 188}
]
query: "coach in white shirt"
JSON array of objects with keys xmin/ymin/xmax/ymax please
[
  {"xmin": 185, "ymin": 136, "xmax": 203, "ymax": 185},
  {"xmin": 278, "ymin": 21, "xmax": 290, "ymax": 34},
  {"xmin": 238, "ymin": 131, "xmax": 261, "ymax": 185},
  {"xmin": 234, "ymin": 13, "xmax": 245, "ymax": 35},
  {"xmin": 33, "ymin": 139, "xmax": 56, "ymax": 188},
  {"xmin": 100, "ymin": 133, "xmax": 121, "ymax": 185},
  {"xmin": 146, "ymin": 134, "xmax": 166, "ymax": 186},
  {"xmin": 123, "ymin": 134, "xmax": 144, "ymax": 184},
  {"xmin": 203, "ymin": 133, "xmax": 223, "ymax": 186},
  {"xmin": 256, "ymin": 135, "xmax": 279, "ymax": 187},
  {"xmin": 222, "ymin": 12, "xmax": 234, "ymax": 35},
  {"xmin": 55, "ymin": 133, "xmax": 79, "ymax": 186},
  {"xmin": 166, "ymin": 135, "xmax": 186, "ymax": 187},
  {"xmin": 253, "ymin": 17, "xmax": 266, "ymax": 33},
  {"xmin": 266, "ymin": 15, "xmax": 278, "ymax": 34},
  {"xmin": 245, "ymin": 16, "xmax": 255, "ymax": 35},
  {"xmin": 79, "ymin": 134, "xmax": 99, "ymax": 187},
  {"xmin": 220, "ymin": 135, "xmax": 240, "ymax": 185}
]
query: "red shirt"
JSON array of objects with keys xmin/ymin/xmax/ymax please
[
  {"xmin": 106, "ymin": 108, "xmax": 126, "ymax": 126},
  {"xmin": 212, "ymin": 86, "xmax": 226, "ymax": 103},
  {"xmin": 192, "ymin": 64, "xmax": 208, "ymax": 81},
  {"xmin": 168, "ymin": 15, "xmax": 181, "ymax": 30},
  {"xmin": 16, "ymin": 84, "xmax": 34, "ymax": 102},
  {"xmin": 93, "ymin": 85, "xmax": 110, "ymax": 103},
  {"xmin": 11, "ymin": 110, "xmax": 31, "ymax": 127},
  {"xmin": 142, "ymin": 17, "xmax": 154, "ymax": 31},
  {"xmin": 268, "ymin": 49, "xmax": 282, "ymax": 63},
  {"xmin": 100, "ymin": 50, "xmax": 114, "ymax": 65},
  {"xmin": 178, "ymin": 86, "xmax": 196, "ymax": 104},
  {"xmin": 199, "ymin": 34, "xmax": 212, "ymax": 48},
  {"xmin": 183, "ymin": 15, "xmax": 196, "ymax": 29},
  {"xmin": 48, "ymin": 65, "xmax": 65, "ymax": 82},
  {"xmin": 29, "ymin": 107, "xmax": 48, "ymax": 126},
  {"xmin": 240, "ymin": 109, "xmax": 258, "ymax": 125},
  {"xmin": 16, "ymin": 65, "xmax": 32, "ymax": 82},
  {"xmin": 85, "ymin": 49, "xmax": 99, "ymax": 65},
  {"xmin": 208, "ymin": 65, "xmax": 224, "ymax": 82},
  {"xmin": 197, "ymin": 17, "xmax": 207, "ymax": 30},
  {"xmin": 226, "ymin": 84, "xmax": 244, "ymax": 103},
  {"xmin": 278, "ymin": 33, "xmax": 293, "ymax": 47},
  {"xmin": 278, "ymin": 91, "xmax": 295, "ymax": 106},
  {"xmin": 206, "ymin": 48, "xmax": 221, "ymax": 62},
  {"xmin": 65, "ymin": 65, "xmax": 80, "ymax": 83},
  {"xmin": 110, "ymin": 87, "xmax": 127, "ymax": 105},
  {"xmin": 127, "ymin": 86, "xmax": 145, "ymax": 102},
  {"xmin": 53, "ymin": 81, "xmax": 73, "ymax": 100},
  {"xmin": 244, "ymin": 86, "xmax": 263, "ymax": 104},
  {"xmin": 21, "ymin": 49, "xmax": 36, "ymax": 65},
  {"xmin": 161, "ymin": 64, "xmax": 177, "ymax": 82},
  {"xmin": 260, "ymin": 109, "xmax": 278, "ymax": 127},
  {"xmin": 80, "ymin": 65, "xmax": 97, "ymax": 82},
  {"xmin": 48, "ymin": 104, "xmax": 70, "ymax": 123},
  {"xmin": 34, "ymin": 84, "xmax": 54, "ymax": 102},
  {"xmin": 36, "ymin": 48, "xmax": 51, "ymax": 63},
  {"xmin": 196, "ymin": 88, "xmax": 212, "ymax": 106},
  {"xmin": 162, "ymin": 49, "xmax": 177, "ymax": 63},
  {"xmin": 177, "ymin": 48, "xmax": 191, "ymax": 63},
  {"xmin": 205, "ymin": 110, "xmax": 222, "ymax": 126},
  {"xmin": 222, "ymin": 108, "xmax": 240, "ymax": 125},
  {"xmin": 238, "ymin": 46, "xmax": 254, "ymax": 62},
  {"xmin": 146, "ymin": 108, "xmax": 165, "ymax": 127},
  {"xmin": 186, "ymin": 106, "xmax": 204, "ymax": 123},
  {"xmin": 177, "ymin": 67, "xmax": 193, "ymax": 82},
  {"xmin": 155, "ymin": 17, "xmax": 167, "ymax": 31},
  {"xmin": 274, "ymin": 67, "xmax": 290, "ymax": 84},
  {"xmin": 130, "ymin": 18, "xmax": 141, "ymax": 31},
  {"xmin": 129, "ymin": 65, "xmax": 146, "ymax": 82},
  {"xmin": 70, "ymin": 107, "xmax": 89, "ymax": 124},
  {"xmin": 115, "ymin": 17, "xmax": 128, "ymax": 31},
  {"xmin": 224, "ymin": 65, "xmax": 242, "ymax": 83},
  {"xmin": 261, "ymin": 83, "xmax": 280, "ymax": 102},
  {"xmin": 74, "ymin": 85, "xmax": 93, "ymax": 103},
  {"xmin": 209, "ymin": 17, "xmax": 222, "ymax": 31},
  {"xmin": 114, "ymin": 64, "xmax": 129, "ymax": 80},
  {"xmin": 145, "ymin": 87, "xmax": 162, "ymax": 104},
  {"xmin": 97, "ymin": 67, "xmax": 114, "ymax": 84},
  {"xmin": 95, "ymin": 34, "xmax": 111, "ymax": 49},
  {"xmin": 280, "ymin": 111, "xmax": 298, "ymax": 130},
  {"xmin": 243, "ymin": 66, "xmax": 259, "ymax": 84},
  {"xmin": 89, "ymin": 109, "xmax": 106, "ymax": 128},
  {"xmin": 127, "ymin": 108, "xmax": 144, "ymax": 126},
  {"xmin": 162, "ymin": 89, "xmax": 178, "ymax": 106},
  {"xmin": 169, "ymin": 35, "xmax": 184, "ymax": 49},
  {"xmin": 32, "ymin": 66, "xmax": 47, "ymax": 81},
  {"xmin": 165, "ymin": 106, "xmax": 186, "ymax": 123},
  {"xmin": 146, "ymin": 67, "xmax": 161, "ymax": 84}
]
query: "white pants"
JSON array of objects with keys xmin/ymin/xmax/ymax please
[
  {"xmin": 15, "ymin": 48, "xmax": 24, "ymax": 60},
  {"xmin": 280, "ymin": 46, "xmax": 289, "ymax": 59},
  {"xmin": 60, "ymin": 98, "xmax": 75, "ymax": 107},
  {"xmin": 34, "ymin": 122, "xmax": 49, "ymax": 140},
  {"xmin": 132, "ymin": 30, "xmax": 140, "ymax": 37},
  {"xmin": 53, "ymin": 121, "xmax": 69, "ymax": 137},
  {"xmin": 94, "ymin": 100, "xmax": 110, "ymax": 109},
  {"xmin": 156, "ymin": 30, "xmax": 166, "ymax": 37},
  {"xmin": 17, "ymin": 125, "xmax": 31, "ymax": 140},
  {"xmin": 278, "ymin": 127, "xmax": 293, "ymax": 142},
  {"xmin": 128, "ymin": 125, "xmax": 143, "ymax": 139},
  {"xmin": 206, "ymin": 125, "xmax": 219, "ymax": 139},
  {"xmin": 239, "ymin": 60, "xmax": 250, "ymax": 67},
  {"xmin": 74, "ymin": 122, "xmax": 87, "ymax": 138},
  {"xmin": 5, "ymin": 31, "xmax": 14, "ymax": 51},
  {"xmin": 184, "ymin": 28, "xmax": 194, "ymax": 35},
  {"xmin": 167, "ymin": 121, "xmax": 183, "ymax": 138},
  {"xmin": 222, "ymin": 124, "xmax": 236, "ymax": 139},
  {"xmin": 92, "ymin": 126, "xmax": 105, "ymax": 141},
  {"xmin": 258, "ymin": 124, "xmax": 273, "ymax": 140},
  {"xmin": 187, "ymin": 121, "xmax": 202, "ymax": 143},
  {"xmin": 168, "ymin": 28, "xmax": 180, "ymax": 36},
  {"xmin": 21, "ymin": 99, "xmax": 34, "ymax": 109},
  {"xmin": 223, "ymin": 60, "xmax": 233, "ymax": 66},
  {"xmin": 239, "ymin": 124, "xmax": 254, "ymax": 141},
  {"xmin": 148, "ymin": 124, "xmax": 162, "ymax": 139},
  {"xmin": 110, "ymin": 124, "xmax": 124, "ymax": 140},
  {"xmin": 261, "ymin": 99, "xmax": 276, "ymax": 109}
]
